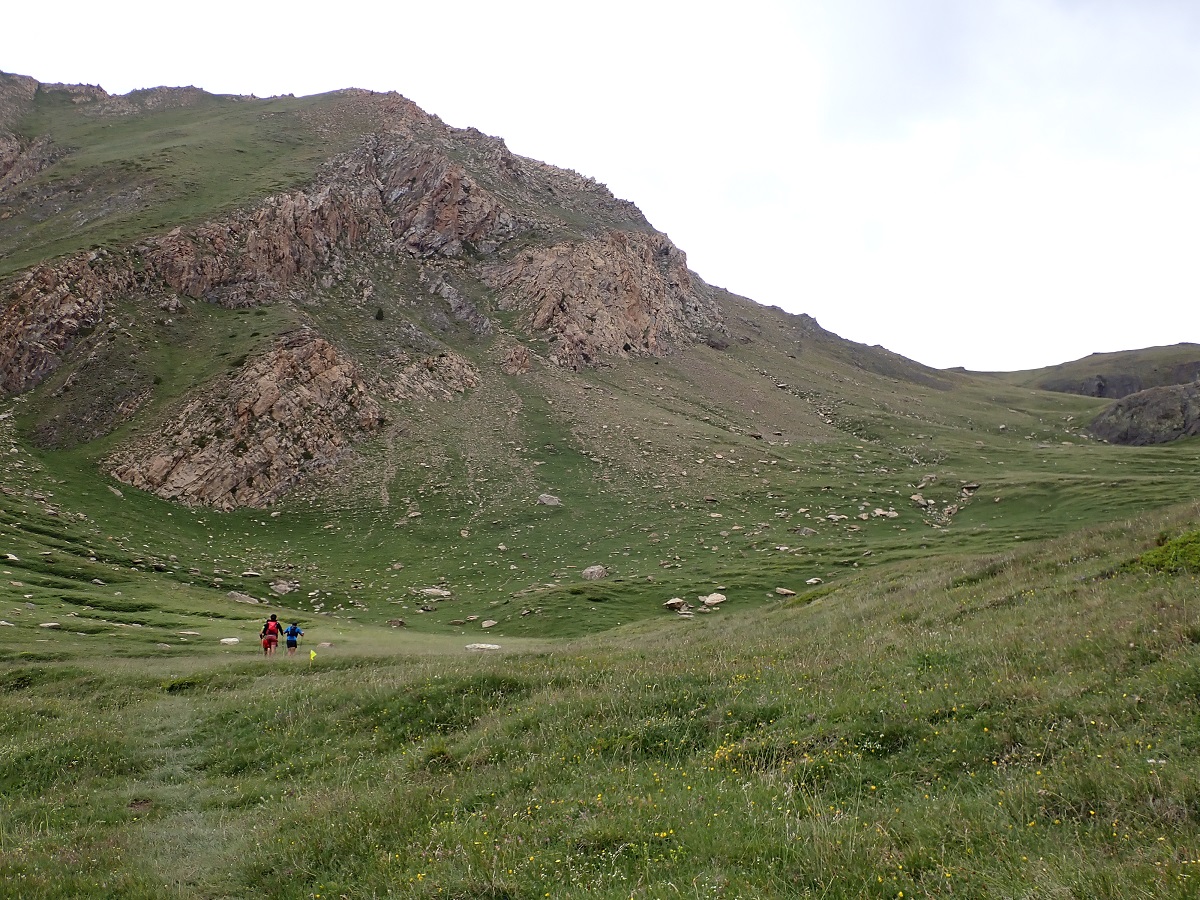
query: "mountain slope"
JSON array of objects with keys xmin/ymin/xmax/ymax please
[
  {"xmin": 1, "ymin": 74, "xmax": 1198, "ymax": 645},
  {"xmin": 973, "ymin": 343, "xmax": 1200, "ymax": 398}
]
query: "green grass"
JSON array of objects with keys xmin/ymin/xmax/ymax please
[
  {"xmin": 2, "ymin": 505, "xmax": 1199, "ymax": 897},
  {"xmin": 1, "ymin": 87, "xmax": 374, "ymax": 276}
]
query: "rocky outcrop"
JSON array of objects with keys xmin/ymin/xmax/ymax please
[
  {"xmin": 385, "ymin": 351, "xmax": 479, "ymax": 403},
  {"xmin": 0, "ymin": 249, "xmax": 146, "ymax": 394},
  {"xmin": 0, "ymin": 73, "xmax": 39, "ymax": 183},
  {"xmin": 1089, "ymin": 383, "xmax": 1200, "ymax": 445},
  {"xmin": 0, "ymin": 126, "xmax": 526, "ymax": 393},
  {"xmin": 108, "ymin": 330, "xmax": 384, "ymax": 508},
  {"xmin": 484, "ymin": 231, "xmax": 723, "ymax": 368}
]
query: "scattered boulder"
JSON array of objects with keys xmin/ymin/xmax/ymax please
[
  {"xmin": 774, "ymin": 587, "xmax": 796, "ymax": 597},
  {"xmin": 500, "ymin": 345, "xmax": 532, "ymax": 375},
  {"xmin": 270, "ymin": 580, "xmax": 297, "ymax": 595},
  {"xmin": 466, "ymin": 643, "xmax": 502, "ymax": 651},
  {"xmin": 806, "ymin": 577, "xmax": 823, "ymax": 585},
  {"xmin": 581, "ymin": 565, "xmax": 608, "ymax": 580},
  {"xmin": 537, "ymin": 493, "xmax": 562, "ymax": 506},
  {"xmin": 419, "ymin": 587, "xmax": 452, "ymax": 598},
  {"xmin": 699, "ymin": 592, "xmax": 726, "ymax": 606},
  {"xmin": 317, "ymin": 642, "xmax": 334, "ymax": 648},
  {"xmin": 38, "ymin": 622, "xmax": 60, "ymax": 628},
  {"xmin": 387, "ymin": 618, "xmax": 406, "ymax": 627},
  {"xmin": 663, "ymin": 597, "xmax": 689, "ymax": 611},
  {"xmin": 481, "ymin": 619, "xmax": 498, "ymax": 628},
  {"xmin": 219, "ymin": 637, "xmax": 239, "ymax": 645},
  {"xmin": 227, "ymin": 591, "xmax": 260, "ymax": 604}
]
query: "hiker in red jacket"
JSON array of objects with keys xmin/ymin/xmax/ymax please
[{"xmin": 261, "ymin": 614, "xmax": 282, "ymax": 656}]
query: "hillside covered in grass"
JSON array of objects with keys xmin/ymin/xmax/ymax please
[
  {"xmin": 2, "ymin": 73, "xmax": 1200, "ymax": 897},
  {"xmin": 3, "ymin": 504, "xmax": 1199, "ymax": 898}
]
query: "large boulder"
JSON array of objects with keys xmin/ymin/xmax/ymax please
[{"xmin": 1090, "ymin": 383, "xmax": 1200, "ymax": 445}]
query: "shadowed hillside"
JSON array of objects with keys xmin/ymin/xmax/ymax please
[{"xmin": 972, "ymin": 343, "xmax": 1200, "ymax": 399}]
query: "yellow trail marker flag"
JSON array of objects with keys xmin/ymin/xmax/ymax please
[{"xmin": 309, "ymin": 649, "xmax": 316, "ymax": 661}]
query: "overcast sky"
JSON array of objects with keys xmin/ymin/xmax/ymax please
[{"xmin": 4, "ymin": 0, "xmax": 1199, "ymax": 371}]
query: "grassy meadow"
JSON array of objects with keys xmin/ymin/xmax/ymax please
[{"xmin": 2, "ymin": 495, "xmax": 1199, "ymax": 898}]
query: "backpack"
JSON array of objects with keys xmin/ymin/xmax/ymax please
[
  {"xmin": 264, "ymin": 620, "xmax": 280, "ymax": 636},
  {"xmin": 285, "ymin": 624, "xmax": 301, "ymax": 639}
]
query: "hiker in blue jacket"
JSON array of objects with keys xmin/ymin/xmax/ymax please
[{"xmin": 284, "ymin": 621, "xmax": 304, "ymax": 656}]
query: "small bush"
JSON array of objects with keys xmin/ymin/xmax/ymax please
[{"xmin": 1126, "ymin": 529, "xmax": 1200, "ymax": 574}]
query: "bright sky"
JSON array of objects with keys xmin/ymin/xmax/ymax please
[{"xmin": 4, "ymin": 0, "xmax": 1199, "ymax": 371}]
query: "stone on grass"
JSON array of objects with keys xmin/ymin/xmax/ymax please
[
  {"xmin": 219, "ymin": 637, "xmax": 240, "ymax": 645},
  {"xmin": 466, "ymin": 643, "xmax": 501, "ymax": 651},
  {"xmin": 806, "ymin": 577, "xmax": 823, "ymax": 585},
  {"xmin": 775, "ymin": 587, "xmax": 796, "ymax": 597},
  {"xmin": 481, "ymin": 620, "xmax": 498, "ymax": 628},
  {"xmin": 39, "ymin": 622, "xmax": 61, "ymax": 629},
  {"xmin": 537, "ymin": 493, "xmax": 562, "ymax": 506},
  {"xmin": 581, "ymin": 565, "xmax": 608, "ymax": 580}
]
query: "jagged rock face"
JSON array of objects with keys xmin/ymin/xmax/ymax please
[
  {"xmin": 368, "ymin": 133, "xmax": 520, "ymax": 256},
  {"xmin": 1090, "ymin": 382, "xmax": 1200, "ymax": 445},
  {"xmin": 0, "ymin": 251, "xmax": 145, "ymax": 394},
  {"xmin": 484, "ymin": 231, "xmax": 723, "ymax": 368},
  {"xmin": 108, "ymin": 331, "xmax": 384, "ymax": 508}
]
